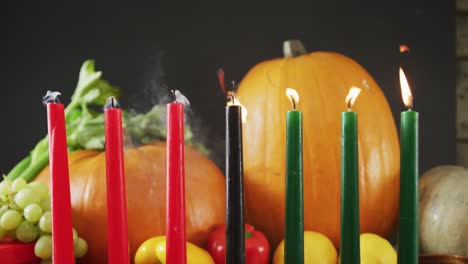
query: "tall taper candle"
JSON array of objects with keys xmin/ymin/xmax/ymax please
[
  {"xmin": 340, "ymin": 87, "xmax": 361, "ymax": 264},
  {"xmin": 225, "ymin": 97, "xmax": 245, "ymax": 264},
  {"xmin": 43, "ymin": 91, "xmax": 75, "ymax": 264},
  {"xmin": 284, "ymin": 88, "xmax": 304, "ymax": 264},
  {"xmin": 166, "ymin": 90, "xmax": 187, "ymax": 264},
  {"xmin": 104, "ymin": 97, "xmax": 130, "ymax": 264},
  {"xmin": 398, "ymin": 67, "xmax": 419, "ymax": 264}
]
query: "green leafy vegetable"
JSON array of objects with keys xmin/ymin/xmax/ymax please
[
  {"xmin": 7, "ymin": 60, "xmax": 207, "ymax": 182},
  {"xmin": 7, "ymin": 60, "xmax": 117, "ymax": 182}
]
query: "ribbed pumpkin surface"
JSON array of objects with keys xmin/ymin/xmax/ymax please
[
  {"xmin": 237, "ymin": 51, "xmax": 400, "ymax": 248},
  {"xmin": 36, "ymin": 142, "xmax": 225, "ymax": 263}
]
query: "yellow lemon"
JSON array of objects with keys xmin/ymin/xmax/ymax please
[
  {"xmin": 360, "ymin": 233, "xmax": 397, "ymax": 264},
  {"xmin": 154, "ymin": 240, "xmax": 214, "ymax": 264},
  {"xmin": 134, "ymin": 236, "xmax": 166, "ymax": 264},
  {"xmin": 135, "ymin": 235, "xmax": 214, "ymax": 264},
  {"xmin": 273, "ymin": 231, "xmax": 337, "ymax": 264}
]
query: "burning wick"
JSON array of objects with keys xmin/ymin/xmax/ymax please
[
  {"xmin": 42, "ymin": 91, "xmax": 61, "ymax": 104},
  {"xmin": 218, "ymin": 69, "xmax": 247, "ymax": 123},
  {"xmin": 227, "ymin": 81, "xmax": 238, "ymax": 102},
  {"xmin": 217, "ymin": 68, "xmax": 239, "ymax": 102},
  {"xmin": 285, "ymin": 88, "xmax": 299, "ymax": 110},
  {"xmin": 104, "ymin": 96, "xmax": 120, "ymax": 109},
  {"xmin": 345, "ymin": 87, "xmax": 361, "ymax": 111},
  {"xmin": 226, "ymin": 91, "xmax": 248, "ymax": 123},
  {"xmin": 227, "ymin": 91, "xmax": 236, "ymax": 105}
]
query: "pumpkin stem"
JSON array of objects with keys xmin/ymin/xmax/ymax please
[{"xmin": 283, "ymin": 40, "xmax": 308, "ymax": 57}]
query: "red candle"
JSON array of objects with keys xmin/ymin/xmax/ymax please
[
  {"xmin": 44, "ymin": 91, "xmax": 75, "ymax": 264},
  {"xmin": 166, "ymin": 90, "xmax": 187, "ymax": 264},
  {"xmin": 104, "ymin": 97, "xmax": 129, "ymax": 264}
]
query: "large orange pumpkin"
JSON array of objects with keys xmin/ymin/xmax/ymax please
[
  {"xmin": 36, "ymin": 141, "xmax": 225, "ymax": 263},
  {"xmin": 237, "ymin": 40, "xmax": 400, "ymax": 248}
]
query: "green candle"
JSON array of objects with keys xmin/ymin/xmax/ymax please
[
  {"xmin": 284, "ymin": 88, "xmax": 304, "ymax": 264},
  {"xmin": 398, "ymin": 67, "xmax": 419, "ymax": 264},
  {"xmin": 340, "ymin": 87, "xmax": 361, "ymax": 264}
]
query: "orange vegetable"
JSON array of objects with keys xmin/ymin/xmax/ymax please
[
  {"xmin": 236, "ymin": 40, "xmax": 400, "ymax": 248},
  {"xmin": 36, "ymin": 142, "xmax": 225, "ymax": 263}
]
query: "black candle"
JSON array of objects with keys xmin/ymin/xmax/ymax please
[{"xmin": 225, "ymin": 102, "xmax": 245, "ymax": 264}]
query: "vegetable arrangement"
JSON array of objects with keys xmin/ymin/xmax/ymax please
[
  {"xmin": 2, "ymin": 46, "xmax": 405, "ymax": 262},
  {"xmin": 236, "ymin": 40, "xmax": 400, "ymax": 248},
  {"xmin": 3, "ymin": 60, "xmax": 223, "ymax": 263},
  {"xmin": 201, "ymin": 226, "xmax": 397, "ymax": 264},
  {"xmin": 7, "ymin": 61, "xmax": 120, "ymax": 182},
  {"xmin": 36, "ymin": 142, "xmax": 225, "ymax": 263},
  {"xmin": 7, "ymin": 60, "xmax": 206, "ymax": 183}
]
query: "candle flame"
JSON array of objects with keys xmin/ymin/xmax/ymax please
[
  {"xmin": 399, "ymin": 67, "xmax": 413, "ymax": 108},
  {"xmin": 345, "ymin": 87, "xmax": 361, "ymax": 110},
  {"xmin": 285, "ymin": 88, "xmax": 299, "ymax": 109},
  {"xmin": 227, "ymin": 92, "xmax": 248, "ymax": 123}
]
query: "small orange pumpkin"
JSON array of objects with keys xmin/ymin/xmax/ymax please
[
  {"xmin": 36, "ymin": 141, "xmax": 225, "ymax": 263},
  {"xmin": 237, "ymin": 40, "xmax": 400, "ymax": 248}
]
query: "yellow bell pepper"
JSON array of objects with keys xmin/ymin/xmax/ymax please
[{"xmin": 135, "ymin": 236, "xmax": 214, "ymax": 264}]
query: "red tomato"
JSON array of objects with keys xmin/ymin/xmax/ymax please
[{"xmin": 206, "ymin": 224, "xmax": 270, "ymax": 264}]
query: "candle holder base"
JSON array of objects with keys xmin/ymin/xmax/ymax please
[{"xmin": 0, "ymin": 240, "xmax": 40, "ymax": 263}]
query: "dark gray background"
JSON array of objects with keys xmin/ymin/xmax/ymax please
[{"xmin": 0, "ymin": 1, "xmax": 455, "ymax": 174}]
